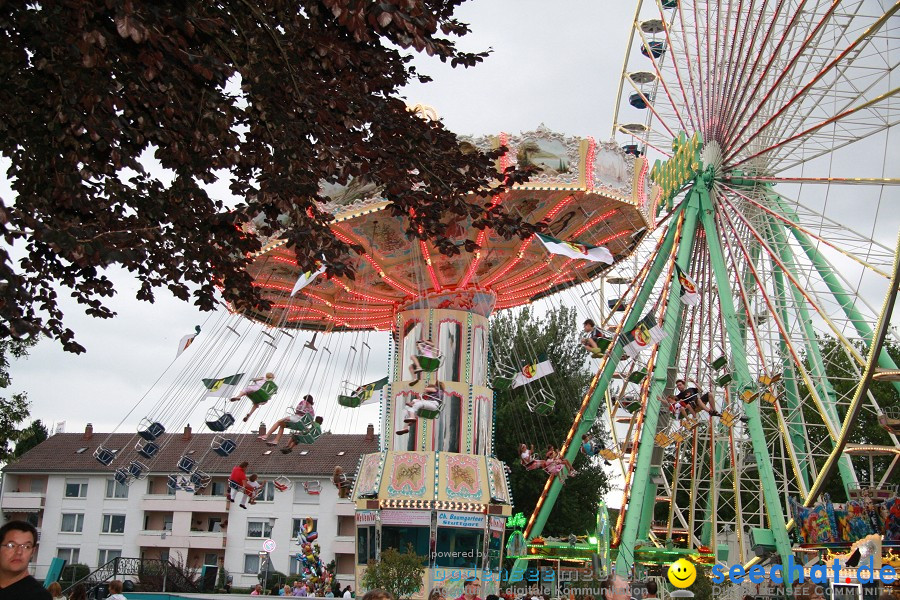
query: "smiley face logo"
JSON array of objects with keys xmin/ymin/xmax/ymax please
[{"xmin": 667, "ymin": 558, "xmax": 697, "ymax": 588}]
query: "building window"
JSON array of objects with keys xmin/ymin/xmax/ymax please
[
  {"xmin": 57, "ymin": 548, "xmax": 80, "ymax": 564},
  {"xmin": 292, "ymin": 519, "xmax": 317, "ymax": 538},
  {"xmin": 60, "ymin": 514, "xmax": 84, "ymax": 533},
  {"xmin": 30, "ymin": 478, "xmax": 45, "ymax": 493},
  {"xmin": 243, "ymin": 554, "xmax": 260, "ymax": 574},
  {"xmin": 208, "ymin": 518, "xmax": 223, "ymax": 533},
  {"xmin": 64, "ymin": 481, "xmax": 88, "ymax": 498},
  {"xmin": 98, "ymin": 549, "xmax": 122, "ymax": 565},
  {"xmin": 204, "ymin": 553, "xmax": 219, "ymax": 566},
  {"xmin": 357, "ymin": 526, "xmax": 376, "ymax": 566},
  {"xmin": 210, "ymin": 481, "xmax": 227, "ymax": 497},
  {"xmin": 105, "ymin": 478, "xmax": 128, "ymax": 499},
  {"xmin": 101, "ymin": 514, "xmax": 126, "ymax": 534},
  {"xmin": 435, "ymin": 527, "xmax": 484, "ymax": 568},
  {"xmin": 257, "ymin": 481, "xmax": 275, "ymax": 502},
  {"xmin": 246, "ymin": 521, "xmax": 273, "ymax": 539},
  {"xmin": 381, "ymin": 526, "xmax": 429, "ymax": 566}
]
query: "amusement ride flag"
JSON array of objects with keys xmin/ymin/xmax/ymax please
[
  {"xmin": 290, "ymin": 263, "xmax": 326, "ymax": 297},
  {"xmin": 675, "ymin": 264, "xmax": 701, "ymax": 306},
  {"xmin": 511, "ymin": 358, "xmax": 555, "ymax": 388},
  {"xmin": 176, "ymin": 325, "xmax": 201, "ymax": 358},
  {"xmin": 353, "ymin": 376, "xmax": 389, "ymax": 406},
  {"xmin": 202, "ymin": 373, "xmax": 245, "ymax": 398},
  {"xmin": 621, "ymin": 314, "xmax": 667, "ymax": 358},
  {"xmin": 536, "ymin": 233, "xmax": 614, "ymax": 264}
]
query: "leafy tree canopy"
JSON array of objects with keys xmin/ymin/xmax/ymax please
[
  {"xmin": 0, "ymin": 338, "xmax": 35, "ymax": 462},
  {"xmin": 361, "ymin": 545, "xmax": 425, "ymax": 600},
  {"xmin": 12, "ymin": 419, "xmax": 49, "ymax": 460},
  {"xmin": 0, "ymin": 1, "xmax": 537, "ymax": 352},
  {"xmin": 491, "ymin": 305, "xmax": 611, "ymax": 538}
]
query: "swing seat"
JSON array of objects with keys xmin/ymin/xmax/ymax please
[
  {"xmin": 654, "ymin": 432, "xmax": 672, "ymax": 447},
  {"xmin": 128, "ymin": 460, "xmax": 148, "ymax": 480},
  {"xmin": 416, "ymin": 355, "xmax": 442, "ymax": 373},
  {"xmin": 138, "ymin": 419, "xmax": 166, "ymax": 441},
  {"xmin": 491, "ymin": 376, "xmax": 514, "ymax": 392},
  {"xmin": 620, "ymin": 395, "xmax": 641, "ymax": 413},
  {"xmin": 711, "ymin": 355, "xmax": 728, "ymax": 370},
  {"xmin": 286, "ymin": 414, "xmax": 314, "ymax": 431},
  {"xmin": 595, "ymin": 337, "xmax": 613, "ymax": 352},
  {"xmin": 338, "ymin": 394, "xmax": 363, "ymax": 408},
  {"xmin": 205, "ymin": 409, "xmax": 235, "ymax": 432},
  {"xmin": 292, "ymin": 429, "xmax": 322, "ymax": 444},
  {"xmin": 761, "ymin": 391, "xmax": 778, "ymax": 405},
  {"xmin": 177, "ymin": 454, "xmax": 197, "ymax": 474},
  {"xmin": 274, "ymin": 476, "xmax": 292, "ymax": 492},
  {"xmin": 114, "ymin": 468, "xmax": 131, "ymax": 486},
  {"xmin": 627, "ymin": 370, "xmax": 648, "ymax": 384},
  {"xmin": 246, "ymin": 381, "xmax": 278, "ymax": 404},
  {"xmin": 758, "ymin": 374, "xmax": 782, "ymax": 387},
  {"xmin": 94, "ymin": 446, "xmax": 115, "ymax": 466},
  {"xmin": 720, "ymin": 410, "xmax": 740, "ymax": 428},
  {"xmin": 211, "ymin": 436, "xmax": 237, "ymax": 457},
  {"xmin": 189, "ymin": 470, "xmax": 210, "ymax": 489},
  {"xmin": 715, "ymin": 373, "xmax": 733, "ymax": 386},
  {"xmin": 527, "ymin": 392, "xmax": 556, "ymax": 416},
  {"xmin": 136, "ymin": 440, "xmax": 160, "ymax": 459},
  {"xmin": 167, "ymin": 474, "xmax": 180, "ymax": 491},
  {"xmin": 598, "ymin": 449, "xmax": 619, "ymax": 461},
  {"xmin": 303, "ymin": 481, "xmax": 322, "ymax": 495},
  {"xmin": 671, "ymin": 430, "xmax": 687, "ymax": 444}
]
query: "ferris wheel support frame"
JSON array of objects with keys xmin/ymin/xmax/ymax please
[
  {"xmin": 515, "ymin": 204, "xmax": 687, "ymax": 579},
  {"xmin": 770, "ymin": 194, "xmax": 900, "ymax": 396},
  {"xmin": 762, "ymin": 203, "xmax": 858, "ymax": 495}
]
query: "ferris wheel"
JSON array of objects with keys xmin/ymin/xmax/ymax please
[{"xmin": 523, "ymin": 0, "xmax": 900, "ymax": 580}]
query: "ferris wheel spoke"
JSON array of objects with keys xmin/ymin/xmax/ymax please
[
  {"xmin": 720, "ymin": 183, "xmax": 893, "ymax": 278},
  {"xmin": 635, "ymin": 26, "xmax": 692, "ymax": 134},
  {"xmin": 718, "ymin": 0, "xmax": 769, "ymax": 141},
  {"xmin": 731, "ymin": 86, "xmax": 900, "ymax": 169},
  {"xmin": 651, "ymin": 0, "xmax": 701, "ymax": 132}
]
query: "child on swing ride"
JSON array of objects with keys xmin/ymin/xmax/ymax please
[
  {"xmin": 409, "ymin": 339, "xmax": 439, "ymax": 385},
  {"xmin": 395, "ymin": 382, "xmax": 445, "ymax": 435},
  {"xmin": 518, "ymin": 443, "xmax": 545, "ymax": 471},
  {"xmin": 238, "ymin": 473, "xmax": 264, "ymax": 509},
  {"xmin": 258, "ymin": 395, "xmax": 314, "ymax": 446},
  {"xmin": 230, "ymin": 372, "xmax": 277, "ymax": 422},
  {"xmin": 581, "ymin": 319, "xmax": 611, "ymax": 357},
  {"xmin": 581, "ymin": 433, "xmax": 612, "ymax": 466},
  {"xmin": 544, "ymin": 444, "xmax": 573, "ymax": 483}
]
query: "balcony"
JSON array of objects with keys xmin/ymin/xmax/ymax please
[
  {"xmin": 334, "ymin": 498, "xmax": 356, "ymax": 516},
  {"xmin": 1, "ymin": 492, "xmax": 45, "ymax": 511},
  {"xmin": 135, "ymin": 530, "xmax": 225, "ymax": 550},
  {"xmin": 332, "ymin": 535, "xmax": 355, "ymax": 555},
  {"xmin": 141, "ymin": 493, "xmax": 228, "ymax": 513}
]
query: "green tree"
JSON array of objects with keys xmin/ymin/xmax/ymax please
[
  {"xmin": 0, "ymin": 1, "xmax": 537, "ymax": 353},
  {"xmin": 491, "ymin": 305, "xmax": 611, "ymax": 537},
  {"xmin": 0, "ymin": 338, "xmax": 35, "ymax": 462},
  {"xmin": 361, "ymin": 545, "xmax": 425, "ymax": 600},
  {"xmin": 12, "ymin": 419, "xmax": 49, "ymax": 459}
]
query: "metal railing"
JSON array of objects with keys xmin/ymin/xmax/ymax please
[{"xmin": 61, "ymin": 557, "xmax": 200, "ymax": 596}]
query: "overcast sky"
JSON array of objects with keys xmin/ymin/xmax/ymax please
[{"xmin": 5, "ymin": 1, "xmax": 896, "ymax": 510}]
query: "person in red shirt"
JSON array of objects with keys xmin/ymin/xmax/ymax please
[
  {"xmin": 455, "ymin": 579, "xmax": 482, "ymax": 600},
  {"xmin": 227, "ymin": 461, "xmax": 249, "ymax": 503}
]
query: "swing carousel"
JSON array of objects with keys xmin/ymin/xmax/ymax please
[{"xmin": 239, "ymin": 124, "xmax": 657, "ymax": 596}]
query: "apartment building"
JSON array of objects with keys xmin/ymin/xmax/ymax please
[{"xmin": 1, "ymin": 423, "xmax": 377, "ymax": 589}]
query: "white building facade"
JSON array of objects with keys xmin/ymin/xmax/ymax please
[{"xmin": 1, "ymin": 424, "xmax": 374, "ymax": 589}]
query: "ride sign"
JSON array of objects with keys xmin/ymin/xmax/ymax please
[
  {"xmin": 262, "ymin": 538, "xmax": 277, "ymax": 553},
  {"xmin": 649, "ymin": 131, "xmax": 703, "ymax": 211}
]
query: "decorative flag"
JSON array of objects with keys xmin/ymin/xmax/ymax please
[
  {"xmin": 675, "ymin": 264, "xmax": 700, "ymax": 306},
  {"xmin": 621, "ymin": 314, "xmax": 667, "ymax": 358},
  {"xmin": 201, "ymin": 373, "xmax": 245, "ymax": 398},
  {"xmin": 354, "ymin": 377, "xmax": 390, "ymax": 406},
  {"xmin": 291, "ymin": 264, "xmax": 326, "ymax": 297},
  {"xmin": 511, "ymin": 359, "xmax": 555, "ymax": 388},
  {"xmin": 176, "ymin": 325, "xmax": 202, "ymax": 358},
  {"xmin": 536, "ymin": 233, "xmax": 614, "ymax": 264}
]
